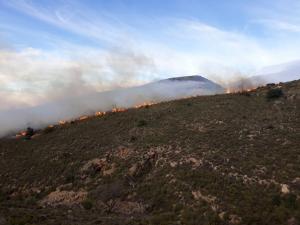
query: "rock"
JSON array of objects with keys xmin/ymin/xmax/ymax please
[
  {"xmin": 116, "ymin": 147, "xmax": 132, "ymax": 159},
  {"xmin": 128, "ymin": 163, "xmax": 139, "ymax": 176},
  {"xmin": 39, "ymin": 190, "xmax": 87, "ymax": 206},
  {"xmin": 292, "ymin": 178, "xmax": 300, "ymax": 189},
  {"xmin": 113, "ymin": 201, "xmax": 145, "ymax": 215},
  {"xmin": 218, "ymin": 212, "xmax": 226, "ymax": 220},
  {"xmin": 103, "ymin": 163, "xmax": 117, "ymax": 176},
  {"xmin": 192, "ymin": 190, "xmax": 216, "ymax": 203},
  {"xmin": 81, "ymin": 158, "xmax": 106, "ymax": 173},
  {"xmin": 170, "ymin": 161, "xmax": 178, "ymax": 168},
  {"xmin": 287, "ymin": 217, "xmax": 298, "ymax": 225},
  {"xmin": 229, "ymin": 214, "xmax": 242, "ymax": 224},
  {"xmin": 281, "ymin": 184, "xmax": 290, "ymax": 194},
  {"xmin": 187, "ymin": 157, "xmax": 202, "ymax": 167}
]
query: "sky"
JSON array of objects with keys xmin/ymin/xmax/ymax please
[{"xmin": 1, "ymin": 0, "xmax": 300, "ymax": 109}]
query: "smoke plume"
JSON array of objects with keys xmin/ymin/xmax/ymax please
[{"xmin": 0, "ymin": 47, "xmax": 225, "ymax": 137}]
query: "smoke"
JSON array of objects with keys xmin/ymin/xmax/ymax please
[
  {"xmin": 0, "ymin": 46, "xmax": 226, "ymax": 137},
  {"xmin": 2, "ymin": 45, "xmax": 298, "ymax": 138},
  {"xmin": 0, "ymin": 47, "xmax": 156, "ymax": 109},
  {"xmin": 0, "ymin": 79, "xmax": 224, "ymax": 137}
]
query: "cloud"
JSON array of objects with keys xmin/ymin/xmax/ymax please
[
  {"xmin": 249, "ymin": 0, "xmax": 300, "ymax": 33},
  {"xmin": 170, "ymin": 20, "xmax": 270, "ymax": 67},
  {"xmin": 256, "ymin": 19, "xmax": 300, "ymax": 33},
  {"xmin": 2, "ymin": 0, "xmax": 133, "ymax": 45}
]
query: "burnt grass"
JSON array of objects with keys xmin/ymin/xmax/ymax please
[{"xmin": 0, "ymin": 80, "xmax": 300, "ymax": 225}]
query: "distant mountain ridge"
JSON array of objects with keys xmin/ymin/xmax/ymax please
[{"xmin": 155, "ymin": 75, "xmax": 225, "ymax": 93}]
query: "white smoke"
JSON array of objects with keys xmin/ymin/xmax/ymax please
[
  {"xmin": 0, "ymin": 80, "xmax": 224, "ymax": 137},
  {"xmin": 0, "ymin": 47, "xmax": 225, "ymax": 137}
]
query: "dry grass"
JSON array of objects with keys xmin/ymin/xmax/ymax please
[{"xmin": 0, "ymin": 80, "xmax": 299, "ymax": 225}]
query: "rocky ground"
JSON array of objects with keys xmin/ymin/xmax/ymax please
[{"xmin": 0, "ymin": 80, "xmax": 299, "ymax": 225}]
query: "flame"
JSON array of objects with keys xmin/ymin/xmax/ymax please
[
  {"xmin": 95, "ymin": 111, "xmax": 106, "ymax": 116},
  {"xmin": 15, "ymin": 130, "xmax": 27, "ymax": 138},
  {"xmin": 112, "ymin": 108, "xmax": 126, "ymax": 112},
  {"xmin": 226, "ymin": 87, "xmax": 256, "ymax": 94},
  {"xmin": 59, "ymin": 120, "xmax": 67, "ymax": 125},
  {"xmin": 134, "ymin": 102, "xmax": 155, "ymax": 108},
  {"xmin": 14, "ymin": 101, "xmax": 157, "ymax": 137},
  {"xmin": 79, "ymin": 115, "xmax": 88, "ymax": 121}
]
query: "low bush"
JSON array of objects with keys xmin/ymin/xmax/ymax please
[
  {"xmin": 82, "ymin": 199, "xmax": 93, "ymax": 210},
  {"xmin": 266, "ymin": 88, "xmax": 283, "ymax": 99},
  {"xmin": 43, "ymin": 126, "xmax": 55, "ymax": 134},
  {"xmin": 137, "ymin": 119, "xmax": 147, "ymax": 127}
]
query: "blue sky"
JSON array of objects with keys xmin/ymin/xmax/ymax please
[
  {"xmin": 0, "ymin": 0, "xmax": 273, "ymax": 50},
  {"xmin": 1, "ymin": 0, "xmax": 300, "ymax": 108}
]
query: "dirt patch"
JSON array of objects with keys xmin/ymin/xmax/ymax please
[
  {"xmin": 115, "ymin": 147, "xmax": 133, "ymax": 159},
  {"xmin": 114, "ymin": 201, "xmax": 145, "ymax": 215},
  {"xmin": 40, "ymin": 190, "xmax": 87, "ymax": 206},
  {"xmin": 81, "ymin": 158, "xmax": 107, "ymax": 173}
]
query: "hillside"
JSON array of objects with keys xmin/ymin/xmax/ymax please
[{"xmin": 0, "ymin": 80, "xmax": 299, "ymax": 225}]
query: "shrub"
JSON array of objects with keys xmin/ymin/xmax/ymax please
[
  {"xmin": 82, "ymin": 199, "xmax": 93, "ymax": 210},
  {"xmin": 284, "ymin": 193, "xmax": 298, "ymax": 209},
  {"xmin": 272, "ymin": 194, "xmax": 281, "ymax": 206},
  {"xmin": 238, "ymin": 91, "xmax": 251, "ymax": 97},
  {"xmin": 130, "ymin": 135, "xmax": 137, "ymax": 142},
  {"xmin": 24, "ymin": 127, "xmax": 35, "ymax": 140},
  {"xmin": 9, "ymin": 215, "xmax": 33, "ymax": 225},
  {"xmin": 89, "ymin": 180, "xmax": 125, "ymax": 213},
  {"xmin": 43, "ymin": 126, "xmax": 55, "ymax": 134},
  {"xmin": 137, "ymin": 119, "xmax": 147, "ymax": 127},
  {"xmin": 266, "ymin": 88, "xmax": 283, "ymax": 99}
]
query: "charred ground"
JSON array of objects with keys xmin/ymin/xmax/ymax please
[{"xmin": 0, "ymin": 80, "xmax": 300, "ymax": 225}]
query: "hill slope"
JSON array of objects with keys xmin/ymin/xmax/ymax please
[{"xmin": 0, "ymin": 80, "xmax": 299, "ymax": 225}]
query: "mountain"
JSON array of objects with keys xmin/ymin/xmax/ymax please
[
  {"xmin": 0, "ymin": 79, "xmax": 299, "ymax": 225},
  {"xmin": 159, "ymin": 75, "xmax": 225, "ymax": 93},
  {"xmin": 0, "ymin": 75, "xmax": 224, "ymax": 138}
]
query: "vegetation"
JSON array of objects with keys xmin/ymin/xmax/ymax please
[
  {"xmin": 0, "ymin": 80, "xmax": 299, "ymax": 225},
  {"xmin": 266, "ymin": 88, "xmax": 284, "ymax": 99},
  {"xmin": 81, "ymin": 199, "xmax": 93, "ymax": 210},
  {"xmin": 136, "ymin": 119, "xmax": 147, "ymax": 127}
]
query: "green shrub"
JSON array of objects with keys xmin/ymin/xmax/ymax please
[
  {"xmin": 82, "ymin": 199, "xmax": 93, "ymax": 210},
  {"xmin": 284, "ymin": 193, "xmax": 298, "ymax": 209},
  {"xmin": 266, "ymin": 88, "xmax": 283, "ymax": 99},
  {"xmin": 137, "ymin": 119, "xmax": 147, "ymax": 127},
  {"xmin": 9, "ymin": 215, "xmax": 33, "ymax": 225}
]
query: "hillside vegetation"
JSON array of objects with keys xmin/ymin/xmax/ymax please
[{"xmin": 0, "ymin": 80, "xmax": 300, "ymax": 225}]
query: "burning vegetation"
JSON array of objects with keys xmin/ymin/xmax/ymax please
[
  {"xmin": 14, "ymin": 102, "xmax": 157, "ymax": 139},
  {"xmin": 11, "ymin": 83, "xmax": 285, "ymax": 140}
]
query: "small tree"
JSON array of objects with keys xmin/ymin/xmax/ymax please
[
  {"xmin": 82, "ymin": 199, "xmax": 93, "ymax": 210},
  {"xmin": 137, "ymin": 119, "xmax": 147, "ymax": 127},
  {"xmin": 24, "ymin": 127, "xmax": 35, "ymax": 140},
  {"xmin": 266, "ymin": 88, "xmax": 283, "ymax": 99}
]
